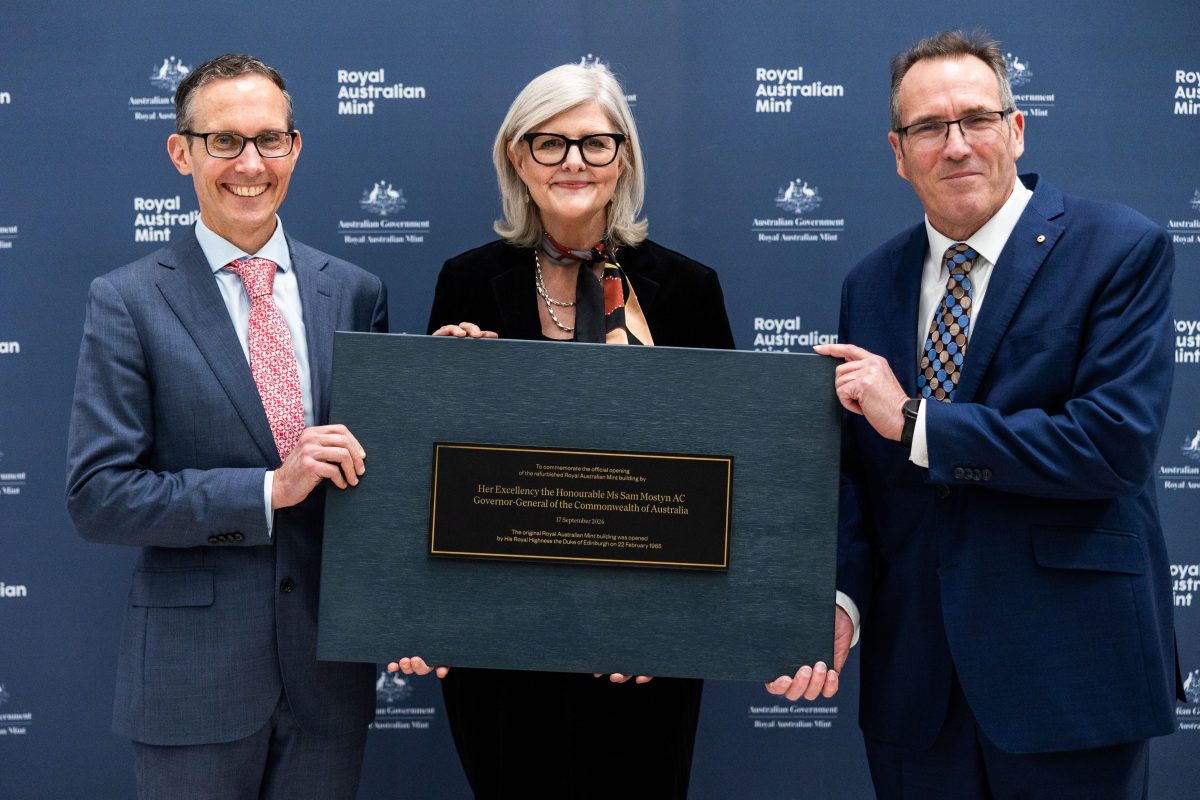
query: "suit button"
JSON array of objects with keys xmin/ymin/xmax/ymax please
[
  {"xmin": 208, "ymin": 535, "xmax": 219, "ymax": 545},
  {"xmin": 982, "ymin": 469, "xmax": 992, "ymax": 481},
  {"xmin": 231, "ymin": 532, "xmax": 244, "ymax": 541},
  {"xmin": 953, "ymin": 467, "xmax": 965, "ymax": 480},
  {"xmin": 935, "ymin": 484, "xmax": 950, "ymax": 499},
  {"xmin": 280, "ymin": 578, "xmax": 296, "ymax": 593}
]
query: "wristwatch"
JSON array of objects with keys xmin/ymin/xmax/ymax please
[{"xmin": 900, "ymin": 397, "xmax": 921, "ymax": 448}]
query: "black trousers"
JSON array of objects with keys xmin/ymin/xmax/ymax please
[{"xmin": 442, "ymin": 667, "xmax": 703, "ymax": 799}]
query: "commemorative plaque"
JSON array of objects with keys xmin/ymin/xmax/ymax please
[
  {"xmin": 318, "ymin": 333, "xmax": 839, "ymax": 682},
  {"xmin": 429, "ymin": 443, "xmax": 732, "ymax": 570}
]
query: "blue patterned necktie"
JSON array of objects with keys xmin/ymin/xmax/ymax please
[{"xmin": 918, "ymin": 243, "xmax": 977, "ymax": 402}]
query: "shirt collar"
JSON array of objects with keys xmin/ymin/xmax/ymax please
[
  {"xmin": 923, "ymin": 175, "xmax": 1033, "ymax": 267},
  {"xmin": 195, "ymin": 215, "xmax": 292, "ymax": 275}
]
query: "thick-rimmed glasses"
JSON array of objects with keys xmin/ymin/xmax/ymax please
[
  {"xmin": 183, "ymin": 130, "xmax": 296, "ymax": 159},
  {"xmin": 521, "ymin": 132, "xmax": 626, "ymax": 167},
  {"xmin": 894, "ymin": 109, "xmax": 1014, "ymax": 153}
]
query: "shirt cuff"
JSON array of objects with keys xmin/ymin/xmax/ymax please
[
  {"xmin": 835, "ymin": 590, "xmax": 861, "ymax": 648},
  {"xmin": 263, "ymin": 470, "xmax": 274, "ymax": 539},
  {"xmin": 908, "ymin": 397, "xmax": 930, "ymax": 468}
]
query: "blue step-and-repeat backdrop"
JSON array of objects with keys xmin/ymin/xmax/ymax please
[{"xmin": 2, "ymin": 1, "xmax": 1199, "ymax": 797}]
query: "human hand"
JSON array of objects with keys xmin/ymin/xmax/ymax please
[
  {"xmin": 387, "ymin": 657, "xmax": 449, "ymax": 679},
  {"xmin": 813, "ymin": 343, "xmax": 909, "ymax": 441},
  {"xmin": 764, "ymin": 604, "xmax": 853, "ymax": 700},
  {"xmin": 431, "ymin": 322, "xmax": 498, "ymax": 338},
  {"xmin": 272, "ymin": 424, "xmax": 365, "ymax": 509},
  {"xmin": 595, "ymin": 673, "xmax": 653, "ymax": 684}
]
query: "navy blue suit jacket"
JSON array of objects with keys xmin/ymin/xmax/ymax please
[
  {"xmin": 66, "ymin": 229, "xmax": 387, "ymax": 745},
  {"xmin": 837, "ymin": 175, "xmax": 1179, "ymax": 753}
]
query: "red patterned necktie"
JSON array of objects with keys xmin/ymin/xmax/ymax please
[
  {"xmin": 225, "ymin": 257, "xmax": 305, "ymax": 459},
  {"xmin": 918, "ymin": 242, "xmax": 977, "ymax": 402}
]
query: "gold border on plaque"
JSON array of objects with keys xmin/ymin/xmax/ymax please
[{"xmin": 429, "ymin": 443, "xmax": 733, "ymax": 569}]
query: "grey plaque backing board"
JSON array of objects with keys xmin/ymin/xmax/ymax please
[{"xmin": 318, "ymin": 333, "xmax": 839, "ymax": 682}]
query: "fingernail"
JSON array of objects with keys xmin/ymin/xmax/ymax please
[{"xmin": 800, "ymin": 666, "xmax": 812, "ymax": 677}]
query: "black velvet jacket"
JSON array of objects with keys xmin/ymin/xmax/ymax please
[{"xmin": 427, "ymin": 238, "xmax": 736, "ymax": 349}]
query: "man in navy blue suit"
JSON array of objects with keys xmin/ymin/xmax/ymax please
[
  {"xmin": 66, "ymin": 55, "xmax": 387, "ymax": 798},
  {"xmin": 798, "ymin": 29, "xmax": 1178, "ymax": 798}
]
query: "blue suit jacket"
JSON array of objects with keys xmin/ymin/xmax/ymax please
[
  {"xmin": 837, "ymin": 175, "xmax": 1179, "ymax": 753},
  {"xmin": 66, "ymin": 229, "xmax": 387, "ymax": 745}
]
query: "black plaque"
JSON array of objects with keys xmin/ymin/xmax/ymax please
[
  {"xmin": 430, "ymin": 443, "xmax": 732, "ymax": 569},
  {"xmin": 318, "ymin": 333, "xmax": 840, "ymax": 682}
]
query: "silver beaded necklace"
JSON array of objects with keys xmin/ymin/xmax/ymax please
[{"xmin": 534, "ymin": 250, "xmax": 576, "ymax": 333}]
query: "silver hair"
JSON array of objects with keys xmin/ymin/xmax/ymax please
[
  {"xmin": 889, "ymin": 29, "xmax": 1016, "ymax": 130},
  {"xmin": 492, "ymin": 62, "xmax": 647, "ymax": 247}
]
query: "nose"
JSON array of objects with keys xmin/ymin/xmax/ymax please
[
  {"xmin": 942, "ymin": 121, "xmax": 972, "ymax": 157},
  {"xmin": 560, "ymin": 142, "xmax": 587, "ymax": 170},
  {"xmin": 234, "ymin": 140, "xmax": 265, "ymax": 171}
]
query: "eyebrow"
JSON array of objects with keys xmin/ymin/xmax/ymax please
[
  {"xmin": 527, "ymin": 131, "xmax": 620, "ymax": 136},
  {"xmin": 199, "ymin": 127, "xmax": 290, "ymax": 135},
  {"xmin": 901, "ymin": 106, "xmax": 997, "ymax": 126}
]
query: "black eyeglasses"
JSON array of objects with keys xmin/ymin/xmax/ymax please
[
  {"xmin": 894, "ymin": 109, "xmax": 1014, "ymax": 152},
  {"xmin": 183, "ymin": 130, "xmax": 296, "ymax": 159},
  {"xmin": 521, "ymin": 132, "xmax": 626, "ymax": 167}
]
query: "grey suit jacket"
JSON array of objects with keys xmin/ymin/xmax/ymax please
[{"xmin": 66, "ymin": 229, "xmax": 387, "ymax": 745}]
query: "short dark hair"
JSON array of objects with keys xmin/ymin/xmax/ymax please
[
  {"xmin": 889, "ymin": 29, "xmax": 1015, "ymax": 130},
  {"xmin": 174, "ymin": 54, "xmax": 293, "ymax": 134}
]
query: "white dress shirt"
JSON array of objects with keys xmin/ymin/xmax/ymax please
[
  {"xmin": 909, "ymin": 177, "xmax": 1033, "ymax": 466},
  {"xmin": 839, "ymin": 177, "xmax": 1034, "ymax": 648}
]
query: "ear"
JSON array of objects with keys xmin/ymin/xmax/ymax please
[
  {"xmin": 507, "ymin": 143, "xmax": 536, "ymax": 197},
  {"xmin": 167, "ymin": 132, "xmax": 193, "ymax": 176},
  {"xmin": 1009, "ymin": 110, "xmax": 1025, "ymax": 161},
  {"xmin": 887, "ymin": 130, "xmax": 909, "ymax": 182},
  {"xmin": 507, "ymin": 142, "xmax": 525, "ymax": 178},
  {"xmin": 289, "ymin": 128, "xmax": 302, "ymax": 166}
]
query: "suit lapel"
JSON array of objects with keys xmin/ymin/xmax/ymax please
[
  {"xmin": 956, "ymin": 179, "xmax": 1065, "ymax": 402},
  {"xmin": 290, "ymin": 237, "xmax": 339, "ymax": 425},
  {"xmin": 155, "ymin": 232, "xmax": 280, "ymax": 465},
  {"xmin": 490, "ymin": 247, "xmax": 543, "ymax": 340},
  {"xmin": 625, "ymin": 265, "xmax": 660, "ymax": 317},
  {"xmin": 888, "ymin": 228, "xmax": 927, "ymax": 395}
]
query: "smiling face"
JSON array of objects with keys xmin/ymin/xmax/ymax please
[
  {"xmin": 167, "ymin": 74, "xmax": 301, "ymax": 253},
  {"xmin": 507, "ymin": 101, "xmax": 622, "ymax": 246},
  {"xmin": 887, "ymin": 55, "xmax": 1024, "ymax": 241}
]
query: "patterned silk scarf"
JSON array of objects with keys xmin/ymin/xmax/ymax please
[{"xmin": 540, "ymin": 233, "xmax": 654, "ymax": 346}]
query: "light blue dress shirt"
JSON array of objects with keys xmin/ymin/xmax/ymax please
[{"xmin": 194, "ymin": 216, "xmax": 313, "ymax": 533}]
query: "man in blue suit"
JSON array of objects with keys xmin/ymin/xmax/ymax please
[
  {"xmin": 808, "ymin": 30, "xmax": 1178, "ymax": 798},
  {"xmin": 66, "ymin": 54, "xmax": 387, "ymax": 798}
]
